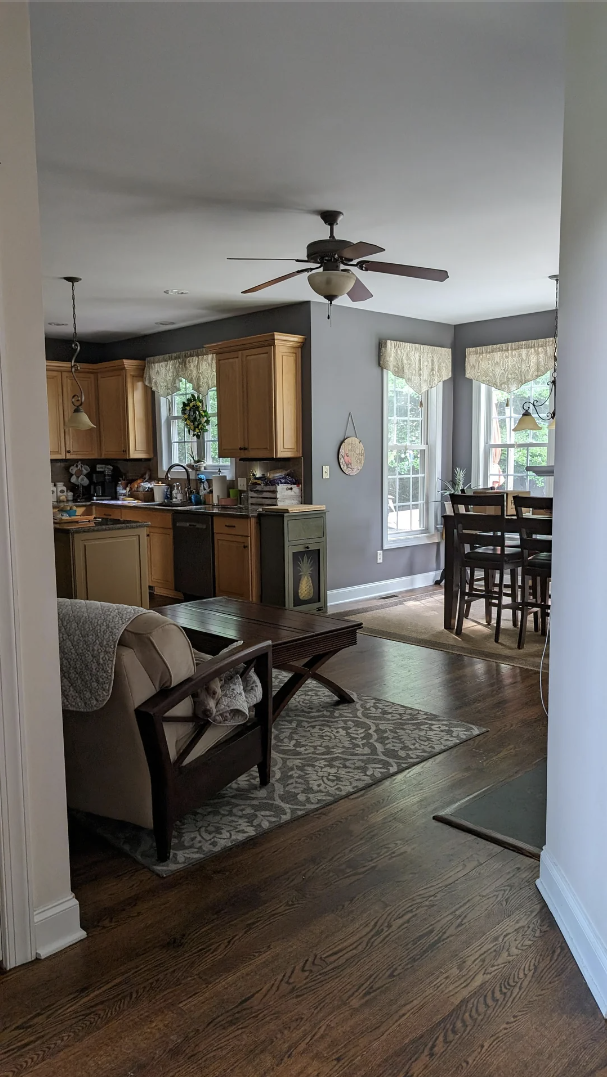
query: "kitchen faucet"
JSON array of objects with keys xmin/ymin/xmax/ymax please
[{"xmin": 164, "ymin": 463, "xmax": 192, "ymax": 501}]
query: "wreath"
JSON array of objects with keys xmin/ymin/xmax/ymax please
[{"xmin": 181, "ymin": 393, "xmax": 210, "ymax": 438}]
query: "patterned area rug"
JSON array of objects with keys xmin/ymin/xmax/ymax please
[
  {"xmin": 342, "ymin": 589, "xmax": 548, "ymax": 671},
  {"xmin": 76, "ymin": 677, "xmax": 486, "ymax": 876}
]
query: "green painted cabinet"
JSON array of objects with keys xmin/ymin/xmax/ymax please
[{"xmin": 258, "ymin": 510, "xmax": 327, "ymax": 613}]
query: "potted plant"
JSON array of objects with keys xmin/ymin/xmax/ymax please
[{"xmin": 439, "ymin": 467, "xmax": 472, "ymax": 515}]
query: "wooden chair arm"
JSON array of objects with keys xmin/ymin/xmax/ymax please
[{"xmin": 136, "ymin": 640, "xmax": 273, "ymax": 721}]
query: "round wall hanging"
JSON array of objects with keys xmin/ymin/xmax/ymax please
[{"xmin": 338, "ymin": 413, "xmax": 365, "ymax": 476}]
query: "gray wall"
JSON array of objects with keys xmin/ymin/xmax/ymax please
[
  {"xmin": 308, "ymin": 302, "xmax": 454, "ymax": 592},
  {"xmin": 452, "ymin": 309, "xmax": 556, "ymax": 478},
  {"xmin": 45, "ymin": 337, "xmax": 108, "ymax": 364}
]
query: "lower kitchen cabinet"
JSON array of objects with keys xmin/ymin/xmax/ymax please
[
  {"xmin": 54, "ymin": 525, "xmax": 149, "ymax": 607},
  {"xmin": 213, "ymin": 515, "xmax": 259, "ymax": 601},
  {"xmin": 148, "ymin": 527, "xmax": 176, "ymax": 595},
  {"xmin": 99, "ymin": 505, "xmax": 182, "ymax": 597}
]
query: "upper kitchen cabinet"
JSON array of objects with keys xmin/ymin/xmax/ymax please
[
  {"xmin": 63, "ymin": 369, "xmax": 100, "ymax": 458},
  {"xmin": 46, "ymin": 363, "xmax": 100, "ymax": 459},
  {"xmin": 47, "ymin": 368, "xmax": 66, "ymax": 459},
  {"xmin": 47, "ymin": 358, "xmax": 153, "ymax": 460},
  {"xmin": 97, "ymin": 360, "xmax": 154, "ymax": 459},
  {"xmin": 215, "ymin": 332, "xmax": 304, "ymax": 459}
]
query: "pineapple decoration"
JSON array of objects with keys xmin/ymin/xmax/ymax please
[{"xmin": 297, "ymin": 553, "xmax": 315, "ymax": 602}]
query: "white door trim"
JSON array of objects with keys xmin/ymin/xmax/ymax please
[{"xmin": 0, "ymin": 340, "xmax": 36, "ymax": 968}]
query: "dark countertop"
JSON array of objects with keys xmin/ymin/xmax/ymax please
[
  {"xmin": 92, "ymin": 499, "xmax": 250, "ymax": 517},
  {"xmin": 53, "ymin": 520, "xmax": 150, "ymax": 533}
]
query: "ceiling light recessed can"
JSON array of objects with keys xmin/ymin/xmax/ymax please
[
  {"xmin": 48, "ymin": 322, "xmax": 68, "ymax": 326},
  {"xmin": 155, "ymin": 321, "xmax": 176, "ymax": 326},
  {"xmin": 164, "ymin": 289, "xmax": 189, "ymax": 295}
]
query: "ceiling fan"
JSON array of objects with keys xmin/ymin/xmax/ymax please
[{"xmin": 228, "ymin": 210, "xmax": 449, "ymax": 313}]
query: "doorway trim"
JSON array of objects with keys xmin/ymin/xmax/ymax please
[{"xmin": 0, "ymin": 346, "xmax": 36, "ymax": 969}]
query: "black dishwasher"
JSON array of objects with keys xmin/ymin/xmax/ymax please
[{"xmin": 172, "ymin": 512, "xmax": 215, "ymax": 598}]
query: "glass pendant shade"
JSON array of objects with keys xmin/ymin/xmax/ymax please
[
  {"xmin": 66, "ymin": 405, "xmax": 95, "ymax": 431},
  {"xmin": 513, "ymin": 410, "xmax": 541, "ymax": 432},
  {"xmin": 308, "ymin": 269, "xmax": 356, "ymax": 300},
  {"xmin": 548, "ymin": 415, "xmax": 556, "ymax": 430}
]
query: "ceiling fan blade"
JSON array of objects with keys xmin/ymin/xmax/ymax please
[
  {"xmin": 336, "ymin": 241, "xmax": 385, "ymax": 261},
  {"xmin": 241, "ymin": 267, "xmax": 313, "ymax": 294},
  {"xmin": 357, "ymin": 260, "xmax": 449, "ymax": 283},
  {"xmin": 347, "ymin": 273, "xmax": 374, "ymax": 303},
  {"xmin": 228, "ymin": 257, "xmax": 312, "ymax": 263}
]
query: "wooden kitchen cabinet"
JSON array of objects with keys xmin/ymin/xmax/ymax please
[
  {"xmin": 62, "ymin": 369, "xmax": 100, "ymax": 458},
  {"xmin": 47, "ymin": 369, "xmax": 66, "ymax": 459},
  {"xmin": 46, "ymin": 359, "xmax": 152, "ymax": 461},
  {"xmin": 215, "ymin": 332, "xmax": 304, "ymax": 459},
  {"xmin": 97, "ymin": 361, "xmax": 153, "ymax": 459},
  {"xmin": 119, "ymin": 505, "xmax": 181, "ymax": 597},
  {"xmin": 213, "ymin": 515, "xmax": 259, "ymax": 601},
  {"xmin": 54, "ymin": 525, "xmax": 149, "ymax": 607}
]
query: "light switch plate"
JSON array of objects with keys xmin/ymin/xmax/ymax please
[
  {"xmin": 322, "ymin": 465, "xmax": 330, "ymax": 479},
  {"xmin": 237, "ymin": 477, "xmax": 247, "ymax": 491}
]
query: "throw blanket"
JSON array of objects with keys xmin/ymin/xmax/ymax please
[
  {"xmin": 193, "ymin": 651, "xmax": 262, "ymax": 726},
  {"xmin": 58, "ymin": 599, "xmax": 147, "ymax": 712}
]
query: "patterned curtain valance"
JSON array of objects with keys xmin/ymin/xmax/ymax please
[
  {"xmin": 465, "ymin": 338, "xmax": 553, "ymax": 393},
  {"xmin": 144, "ymin": 349, "xmax": 216, "ymax": 398},
  {"xmin": 379, "ymin": 339, "xmax": 452, "ymax": 394}
]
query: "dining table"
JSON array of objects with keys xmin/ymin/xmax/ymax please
[{"xmin": 442, "ymin": 512, "xmax": 525, "ymax": 631}]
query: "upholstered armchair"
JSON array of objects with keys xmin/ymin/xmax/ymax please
[{"xmin": 62, "ymin": 610, "xmax": 272, "ymax": 861}]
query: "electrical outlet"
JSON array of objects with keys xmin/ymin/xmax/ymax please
[
  {"xmin": 377, "ymin": 550, "xmax": 383, "ymax": 564},
  {"xmin": 237, "ymin": 477, "xmax": 247, "ymax": 491},
  {"xmin": 322, "ymin": 465, "xmax": 330, "ymax": 479}
]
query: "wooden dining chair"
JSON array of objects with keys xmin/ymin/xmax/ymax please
[
  {"xmin": 450, "ymin": 493, "xmax": 522, "ymax": 643},
  {"xmin": 513, "ymin": 496, "xmax": 553, "ymax": 649}
]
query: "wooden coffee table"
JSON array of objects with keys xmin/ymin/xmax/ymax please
[{"xmin": 159, "ymin": 597, "xmax": 362, "ymax": 721}]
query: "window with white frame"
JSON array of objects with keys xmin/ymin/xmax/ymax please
[
  {"xmin": 472, "ymin": 372, "xmax": 554, "ymax": 496},
  {"xmin": 383, "ymin": 370, "xmax": 442, "ymax": 547},
  {"xmin": 157, "ymin": 380, "xmax": 231, "ymax": 473}
]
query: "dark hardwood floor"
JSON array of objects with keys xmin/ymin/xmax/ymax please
[{"xmin": 2, "ymin": 634, "xmax": 607, "ymax": 1076}]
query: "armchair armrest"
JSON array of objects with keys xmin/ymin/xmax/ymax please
[{"xmin": 136, "ymin": 640, "xmax": 273, "ymax": 722}]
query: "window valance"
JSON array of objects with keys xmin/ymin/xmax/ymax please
[
  {"xmin": 379, "ymin": 339, "xmax": 452, "ymax": 394},
  {"xmin": 144, "ymin": 348, "xmax": 216, "ymax": 398},
  {"xmin": 465, "ymin": 338, "xmax": 553, "ymax": 393}
]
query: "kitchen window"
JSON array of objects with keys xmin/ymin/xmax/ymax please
[
  {"xmin": 157, "ymin": 380, "xmax": 232, "ymax": 474},
  {"xmin": 472, "ymin": 373, "xmax": 554, "ymax": 496},
  {"xmin": 383, "ymin": 370, "xmax": 442, "ymax": 547}
]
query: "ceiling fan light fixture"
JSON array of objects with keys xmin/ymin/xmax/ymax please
[{"xmin": 307, "ymin": 269, "xmax": 356, "ymax": 301}]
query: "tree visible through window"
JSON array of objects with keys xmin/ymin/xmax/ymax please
[
  {"xmin": 168, "ymin": 380, "xmax": 229, "ymax": 467},
  {"xmin": 385, "ymin": 371, "xmax": 427, "ymax": 536},
  {"xmin": 486, "ymin": 372, "xmax": 551, "ymax": 495}
]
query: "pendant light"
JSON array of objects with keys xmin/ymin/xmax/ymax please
[
  {"xmin": 513, "ymin": 406, "xmax": 541, "ymax": 432},
  {"xmin": 63, "ymin": 276, "xmax": 96, "ymax": 431},
  {"xmin": 513, "ymin": 274, "xmax": 558, "ymax": 433}
]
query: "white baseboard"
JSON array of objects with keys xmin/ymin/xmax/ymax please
[
  {"xmin": 34, "ymin": 893, "xmax": 86, "ymax": 959},
  {"xmin": 328, "ymin": 571, "xmax": 438, "ymax": 611},
  {"xmin": 537, "ymin": 850, "xmax": 607, "ymax": 1016}
]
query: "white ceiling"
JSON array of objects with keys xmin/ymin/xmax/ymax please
[{"xmin": 30, "ymin": 2, "xmax": 565, "ymax": 341}]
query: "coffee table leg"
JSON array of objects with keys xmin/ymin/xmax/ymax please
[{"xmin": 273, "ymin": 651, "xmax": 355, "ymax": 721}]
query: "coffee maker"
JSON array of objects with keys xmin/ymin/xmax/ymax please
[{"xmin": 91, "ymin": 464, "xmax": 120, "ymax": 500}]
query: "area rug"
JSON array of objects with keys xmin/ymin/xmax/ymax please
[
  {"xmin": 343, "ymin": 589, "xmax": 548, "ymax": 671},
  {"xmin": 75, "ymin": 677, "xmax": 486, "ymax": 877},
  {"xmin": 433, "ymin": 760, "xmax": 546, "ymax": 859}
]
